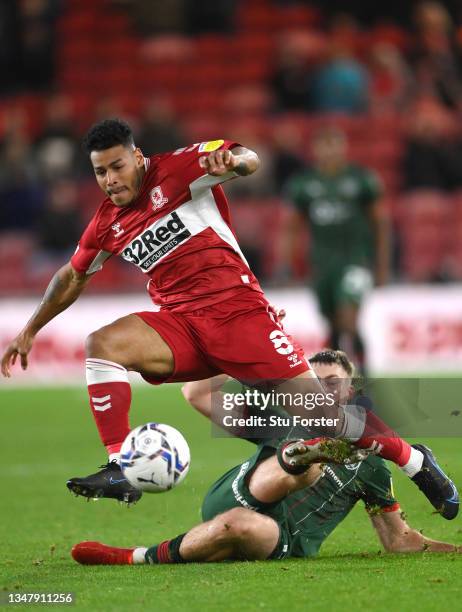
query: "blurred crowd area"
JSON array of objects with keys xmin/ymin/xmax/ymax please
[{"xmin": 2, "ymin": 0, "xmax": 462, "ymax": 294}]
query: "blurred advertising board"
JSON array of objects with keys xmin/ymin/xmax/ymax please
[
  {"xmin": 360, "ymin": 286, "xmax": 462, "ymax": 374},
  {"xmin": 1, "ymin": 286, "xmax": 461, "ymax": 384}
]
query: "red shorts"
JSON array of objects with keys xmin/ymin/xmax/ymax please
[{"xmin": 135, "ymin": 292, "xmax": 310, "ymax": 385}]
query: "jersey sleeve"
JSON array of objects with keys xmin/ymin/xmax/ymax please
[
  {"xmin": 171, "ymin": 139, "xmax": 242, "ymax": 191},
  {"xmin": 70, "ymin": 219, "xmax": 112, "ymax": 275},
  {"xmin": 361, "ymin": 169, "xmax": 383, "ymax": 206},
  {"xmin": 358, "ymin": 459, "xmax": 399, "ymax": 513}
]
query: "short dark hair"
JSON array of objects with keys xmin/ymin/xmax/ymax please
[
  {"xmin": 82, "ymin": 118, "xmax": 134, "ymax": 155},
  {"xmin": 308, "ymin": 348, "xmax": 355, "ymax": 377}
]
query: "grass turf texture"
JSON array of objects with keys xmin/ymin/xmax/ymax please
[{"xmin": 1, "ymin": 385, "xmax": 461, "ymax": 611}]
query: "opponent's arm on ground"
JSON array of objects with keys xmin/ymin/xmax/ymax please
[
  {"xmin": 1, "ymin": 262, "xmax": 92, "ymax": 377},
  {"xmin": 199, "ymin": 146, "xmax": 260, "ymax": 177},
  {"xmin": 182, "ymin": 374, "xmax": 230, "ymax": 419},
  {"xmin": 368, "ymin": 198, "xmax": 390, "ymax": 287},
  {"xmin": 371, "ymin": 509, "xmax": 461, "ymax": 553},
  {"xmin": 183, "ymin": 375, "xmax": 252, "ymax": 439}
]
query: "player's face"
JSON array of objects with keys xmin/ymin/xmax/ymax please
[
  {"xmin": 90, "ymin": 145, "xmax": 145, "ymax": 207},
  {"xmin": 312, "ymin": 134, "xmax": 346, "ymax": 168},
  {"xmin": 312, "ymin": 362, "xmax": 353, "ymax": 405}
]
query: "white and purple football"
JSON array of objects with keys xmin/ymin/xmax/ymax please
[{"xmin": 120, "ymin": 423, "xmax": 190, "ymax": 492}]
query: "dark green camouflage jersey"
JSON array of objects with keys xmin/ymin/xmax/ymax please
[
  {"xmin": 202, "ymin": 446, "xmax": 398, "ymax": 559},
  {"xmin": 285, "ymin": 454, "xmax": 397, "ymax": 557},
  {"xmin": 286, "ymin": 165, "xmax": 382, "ymax": 272}
]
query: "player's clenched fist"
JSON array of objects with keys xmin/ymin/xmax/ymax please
[
  {"xmin": 1, "ymin": 332, "xmax": 34, "ymax": 377},
  {"xmin": 199, "ymin": 146, "xmax": 260, "ymax": 177},
  {"xmin": 199, "ymin": 149, "xmax": 239, "ymax": 176}
]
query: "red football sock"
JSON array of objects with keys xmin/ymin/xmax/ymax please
[
  {"xmin": 354, "ymin": 409, "xmax": 411, "ymax": 467},
  {"xmin": 86, "ymin": 359, "xmax": 132, "ymax": 455},
  {"xmin": 88, "ymin": 382, "xmax": 131, "ymax": 454}
]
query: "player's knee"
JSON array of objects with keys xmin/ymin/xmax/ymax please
[
  {"xmin": 85, "ymin": 327, "xmax": 116, "ymax": 359},
  {"xmin": 213, "ymin": 508, "xmax": 259, "ymax": 542}
]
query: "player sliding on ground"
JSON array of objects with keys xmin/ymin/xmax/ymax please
[
  {"xmin": 72, "ymin": 351, "xmax": 461, "ymax": 565},
  {"xmin": 1, "ymin": 119, "xmax": 458, "ymax": 519}
]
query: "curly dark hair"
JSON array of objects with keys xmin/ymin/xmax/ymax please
[
  {"xmin": 82, "ymin": 118, "xmax": 134, "ymax": 155},
  {"xmin": 308, "ymin": 348, "xmax": 355, "ymax": 377}
]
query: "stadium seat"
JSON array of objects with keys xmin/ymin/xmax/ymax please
[
  {"xmin": 274, "ymin": 5, "xmax": 321, "ymax": 29},
  {"xmin": 0, "ymin": 233, "xmax": 36, "ymax": 293},
  {"xmin": 444, "ymin": 191, "xmax": 462, "ymax": 278},
  {"xmin": 236, "ymin": 5, "xmax": 280, "ymax": 31},
  {"xmin": 396, "ymin": 191, "xmax": 451, "ymax": 281},
  {"xmin": 183, "ymin": 117, "xmax": 224, "ymax": 142},
  {"xmin": 58, "ymin": 39, "xmax": 95, "ymax": 65},
  {"xmin": 222, "ymin": 85, "xmax": 273, "ymax": 115},
  {"xmin": 229, "ymin": 33, "xmax": 275, "ymax": 58},
  {"xmin": 0, "ymin": 0, "xmax": 438, "ymax": 294},
  {"xmin": 195, "ymin": 35, "xmax": 231, "ymax": 58}
]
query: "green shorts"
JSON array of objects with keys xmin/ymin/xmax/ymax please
[
  {"xmin": 201, "ymin": 445, "xmax": 293, "ymax": 559},
  {"xmin": 314, "ymin": 264, "xmax": 373, "ymax": 318}
]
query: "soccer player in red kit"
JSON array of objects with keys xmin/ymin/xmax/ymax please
[{"xmin": 1, "ymin": 119, "xmax": 458, "ymax": 519}]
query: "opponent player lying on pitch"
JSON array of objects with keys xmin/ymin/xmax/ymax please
[
  {"xmin": 72, "ymin": 350, "xmax": 461, "ymax": 565},
  {"xmin": 1, "ymin": 119, "xmax": 458, "ymax": 519}
]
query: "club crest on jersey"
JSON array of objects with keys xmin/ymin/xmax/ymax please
[
  {"xmin": 111, "ymin": 222, "xmax": 124, "ymax": 237},
  {"xmin": 151, "ymin": 186, "xmax": 168, "ymax": 211}
]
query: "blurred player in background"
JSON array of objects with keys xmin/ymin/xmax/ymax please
[
  {"xmin": 72, "ymin": 351, "xmax": 461, "ymax": 565},
  {"xmin": 283, "ymin": 126, "xmax": 390, "ymax": 372},
  {"xmin": 0, "ymin": 119, "xmax": 456, "ymax": 521}
]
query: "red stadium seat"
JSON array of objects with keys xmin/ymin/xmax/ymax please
[
  {"xmin": 274, "ymin": 5, "xmax": 321, "ymax": 30},
  {"xmin": 171, "ymin": 89, "xmax": 224, "ymax": 115},
  {"xmin": 4, "ymin": 0, "xmax": 452, "ymax": 294},
  {"xmin": 363, "ymin": 24, "xmax": 410, "ymax": 53},
  {"xmin": 57, "ymin": 12, "xmax": 98, "ymax": 37},
  {"xmin": 183, "ymin": 117, "xmax": 224, "ymax": 142},
  {"xmin": 195, "ymin": 35, "xmax": 230, "ymax": 59},
  {"xmin": 0, "ymin": 233, "xmax": 36, "ymax": 293},
  {"xmin": 396, "ymin": 191, "xmax": 451, "ymax": 280},
  {"xmin": 94, "ymin": 38, "xmax": 140, "ymax": 63},
  {"xmin": 222, "ymin": 85, "xmax": 273, "ymax": 115},
  {"xmin": 444, "ymin": 192, "xmax": 462, "ymax": 278},
  {"xmin": 58, "ymin": 39, "xmax": 95, "ymax": 65},
  {"xmin": 228, "ymin": 33, "xmax": 275, "ymax": 58},
  {"xmin": 236, "ymin": 5, "xmax": 280, "ymax": 31},
  {"xmin": 92, "ymin": 64, "xmax": 139, "ymax": 91}
]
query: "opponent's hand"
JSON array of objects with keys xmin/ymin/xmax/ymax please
[
  {"xmin": 267, "ymin": 304, "xmax": 286, "ymax": 325},
  {"xmin": 199, "ymin": 149, "xmax": 240, "ymax": 176},
  {"xmin": 274, "ymin": 307, "xmax": 286, "ymax": 322},
  {"xmin": 1, "ymin": 331, "xmax": 35, "ymax": 377}
]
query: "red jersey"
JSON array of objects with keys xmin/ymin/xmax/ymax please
[{"xmin": 71, "ymin": 140, "xmax": 264, "ymax": 312}]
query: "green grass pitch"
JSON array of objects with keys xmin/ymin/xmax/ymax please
[{"xmin": 1, "ymin": 384, "xmax": 461, "ymax": 611}]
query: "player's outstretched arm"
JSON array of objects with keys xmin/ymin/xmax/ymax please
[
  {"xmin": 1, "ymin": 262, "xmax": 92, "ymax": 377},
  {"xmin": 182, "ymin": 374, "xmax": 230, "ymax": 419},
  {"xmin": 371, "ymin": 509, "xmax": 461, "ymax": 553},
  {"xmin": 199, "ymin": 146, "xmax": 260, "ymax": 177}
]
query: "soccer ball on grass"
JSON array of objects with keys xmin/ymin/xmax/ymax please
[{"xmin": 120, "ymin": 423, "xmax": 190, "ymax": 492}]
